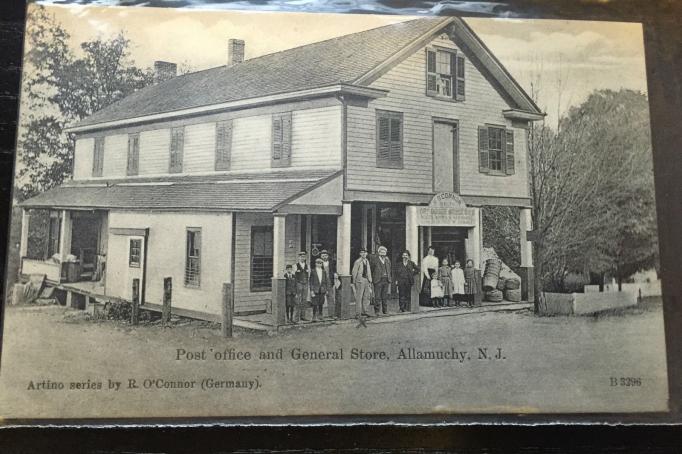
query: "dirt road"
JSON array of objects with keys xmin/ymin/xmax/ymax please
[{"xmin": 0, "ymin": 301, "xmax": 668, "ymax": 420}]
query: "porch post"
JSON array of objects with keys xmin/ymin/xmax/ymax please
[
  {"xmin": 272, "ymin": 214, "xmax": 287, "ymax": 324},
  {"xmin": 470, "ymin": 207, "xmax": 481, "ymax": 270},
  {"xmin": 58, "ymin": 210, "xmax": 72, "ymax": 261},
  {"xmin": 19, "ymin": 208, "xmax": 29, "ymax": 258},
  {"xmin": 336, "ymin": 202, "xmax": 352, "ymax": 318},
  {"xmin": 519, "ymin": 207, "xmax": 535, "ymax": 302},
  {"xmin": 272, "ymin": 214, "xmax": 287, "ymax": 280},
  {"xmin": 406, "ymin": 205, "xmax": 420, "ymax": 312}
]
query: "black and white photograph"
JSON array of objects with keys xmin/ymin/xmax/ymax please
[{"xmin": 0, "ymin": 3, "xmax": 668, "ymax": 420}]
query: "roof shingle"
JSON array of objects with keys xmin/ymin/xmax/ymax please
[{"xmin": 74, "ymin": 18, "xmax": 449, "ymax": 128}]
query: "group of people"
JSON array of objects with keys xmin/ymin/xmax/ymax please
[
  {"xmin": 281, "ymin": 244, "xmax": 478, "ymax": 324},
  {"xmin": 420, "ymin": 246, "xmax": 478, "ymax": 307},
  {"xmin": 283, "ymin": 249, "xmax": 337, "ymax": 324}
]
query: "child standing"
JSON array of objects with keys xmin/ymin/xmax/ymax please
[
  {"xmin": 451, "ymin": 260, "xmax": 466, "ymax": 306},
  {"xmin": 284, "ymin": 265, "xmax": 297, "ymax": 323},
  {"xmin": 463, "ymin": 259, "xmax": 477, "ymax": 307},
  {"xmin": 437, "ymin": 258, "xmax": 453, "ymax": 307}
]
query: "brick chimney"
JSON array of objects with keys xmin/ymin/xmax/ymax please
[
  {"xmin": 153, "ymin": 61, "xmax": 177, "ymax": 84},
  {"xmin": 227, "ymin": 39, "xmax": 245, "ymax": 67}
]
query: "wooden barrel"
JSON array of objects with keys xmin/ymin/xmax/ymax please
[
  {"xmin": 505, "ymin": 278, "xmax": 521, "ymax": 290},
  {"xmin": 485, "ymin": 289, "xmax": 503, "ymax": 302},
  {"xmin": 505, "ymin": 288, "xmax": 522, "ymax": 302}
]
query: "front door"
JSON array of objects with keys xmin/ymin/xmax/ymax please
[{"xmin": 433, "ymin": 121, "xmax": 459, "ymax": 193}]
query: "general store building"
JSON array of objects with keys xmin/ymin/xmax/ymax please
[{"xmin": 18, "ymin": 17, "xmax": 542, "ymax": 321}]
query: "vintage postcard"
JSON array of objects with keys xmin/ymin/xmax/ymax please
[{"xmin": 0, "ymin": 3, "xmax": 668, "ymax": 421}]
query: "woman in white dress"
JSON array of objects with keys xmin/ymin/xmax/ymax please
[{"xmin": 451, "ymin": 260, "xmax": 466, "ymax": 306}]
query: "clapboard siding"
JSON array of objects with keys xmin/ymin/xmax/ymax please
[
  {"xmin": 103, "ymin": 134, "xmax": 127, "ymax": 177},
  {"xmin": 233, "ymin": 212, "xmax": 301, "ymax": 313},
  {"xmin": 107, "ymin": 210, "xmax": 233, "ymax": 316},
  {"xmin": 291, "ymin": 106, "xmax": 342, "ymax": 167},
  {"xmin": 73, "ymin": 138, "xmax": 94, "ymax": 179},
  {"xmin": 139, "ymin": 129, "xmax": 170, "ymax": 175},
  {"xmin": 72, "ymin": 103, "xmax": 342, "ymax": 180},
  {"xmin": 183, "ymin": 122, "xmax": 216, "ymax": 173},
  {"xmin": 347, "ymin": 34, "xmax": 529, "ymax": 199}
]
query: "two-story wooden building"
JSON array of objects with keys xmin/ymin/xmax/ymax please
[{"xmin": 18, "ymin": 17, "xmax": 542, "ymax": 321}]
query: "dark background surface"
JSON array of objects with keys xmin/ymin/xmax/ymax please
[{"xmin": 0, "ymin": 0, "xmax": 681, "ymax": 451}]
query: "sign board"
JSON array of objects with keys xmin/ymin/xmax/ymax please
[{"xmin": 416, "ymin": 192, "xmax": 477, "ymax": 226}]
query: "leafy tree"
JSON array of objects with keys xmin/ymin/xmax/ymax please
[
  {"xmin": 527, "ymin": 89, "xmax": 658, "ymax": 305},
  {"xmin": 17, "ymin": 5, "xmax": 153, "ymax": 199}
]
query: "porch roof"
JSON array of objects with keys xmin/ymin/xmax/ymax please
[{"xmin": 20, "ymin": 169, "xmax": 342, "ymax": 212}]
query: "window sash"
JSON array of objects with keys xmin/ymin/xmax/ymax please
[
  {"xmin": 250, "ymin": 226, "xmax": 273, "ymax": 291},
  {"xmin": 426, "ymin": 48, "xmax": 460, "ymax": 100},
  {"xmin": 488, "ymin": 126, "xmax": 504, "ymax": 171},
  {"xmin": 184, "ymin": 228, "xmax": 201, "ymax": 287},
  {"xmin": 129, "ymin": 239, "xmax": 141, "ymax": 267}
]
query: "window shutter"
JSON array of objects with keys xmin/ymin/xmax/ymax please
[
  {"xmin": 478, "ymin": 126, "xmax": 490, "ymax": 173},
  {"xmin": 505, "ymin": 129, "xmax": 515, "ymax": 175},
  {"xmin": 169, "ymin": 127, "xmax": 184, "ymax": 173},
  {"xmin": 389, "ymin": 117, "xmax": 401, "ymax": 163},
  {"xmin": 455, "ymin": 54, "xmax": 465, "ymax": 101},
  {"xmin": 426, "ymin": 49, "xmax": 437, "ymax": 93},
  {"xmin": 281, "ymin": 112, "xmax": 292, "ymax": 166},
  {"xmin": 127, "ymin": 134, "xmax": 139, "ymax": 176},
  {"xmin": 93, "ymin": 137, "xmax": 104, "ymax": 177},
  {"xmin": 271, "ymin": 113, "xmax": 291, "ymax": 168},
  {"xmin": 377, "ymin": 116, "xmax": 390, "ymax": 164},
  {"xmin": 215, "ymin": 120, "xmax": 232, "ymax": 170}
]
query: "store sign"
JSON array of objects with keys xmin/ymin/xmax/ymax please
[{"xmin": 417, "ymin": 192, "xmax": 476, "ymax": 226}]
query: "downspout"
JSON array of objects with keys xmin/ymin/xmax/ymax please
[{"xmin": 141, "ymin": 228, "xmax": 149, "ymax": 305}]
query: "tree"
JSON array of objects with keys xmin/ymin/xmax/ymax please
[
  {"xmin": 528, "ymin": 89, "xmax": 658, "ymax": 306},
  {"xmin": 17, "ymin": 5, "xmax": 153, "ymax": 199}
]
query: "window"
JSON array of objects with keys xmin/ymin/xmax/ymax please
[
  {"xmin": 271, "ymin": 113, "xmax": 292, "ymax": 167},
  {"xmin": 250, "ymin": 226, "xmax": 273, "ymax": 291},
  {"xmin": 92, "ymin": 137, "xmax": 105, "ymax": 177},
  {"xmin": 478, "ymin": 126, "xmax": 515, "ymax": 175},
  {"xmin": 46, "ymin": 213, "xmax": 61, "ymax": 258},
  {"xmin": 129, "ymin": 239, "xmax": 141, "ymax": 267},
  {"xmin": 376, "ymin": 110, "xmax": 403, "ymax": 168},
  {"xmin": 426, "ymin": 48, "xmax": 464, "ymax": 101},
  {"xmin": 215, "ymin": 120, "xmax": 232, "ymax": 171},
  {"xmin": 127, "ymin": 133, "xmax": 139, "ymax": 176},
  {"xmin": 184, "ymin": 228, "xmax": 201, "ymax": 287},
  {"xmin": 169, "ymin": 127, "xmax": 184, "ymax": 173}
]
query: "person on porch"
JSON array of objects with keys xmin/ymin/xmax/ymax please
[
  {"xmin": 294, "ymin": 251, "xmax": 310, "ymax": 322},
  {"xmin": 319, "ymin": 249, "xmax": 337, "ymax": 319},
  {"xmin": 309, "ymin": 258, "xmax": 330, "ymax": 322},
  {"xmin": 395, "ymin": 250, "xmax": 419, "ymax": 312},
  {"xmin": 370, "ymin": 245, "xmax": 392, "ymax": 315},
  {"xmin": 284, "ymin": 264, "xmax": 297, "ymax": 323},
  {"xmin": 351, "ymin": 247, "xmax": 373, "ymax": 317},
  {"xmin": 421, "ymin": 245, "xmax": 439, "ymax": 306}
]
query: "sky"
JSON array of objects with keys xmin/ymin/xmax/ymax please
[{"xmin": 31, "ymin": 4, "xmax": 649, "ymax": 129}]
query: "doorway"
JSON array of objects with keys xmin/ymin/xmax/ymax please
[
  {"xmin": 421, "ymin": 226, "xmax": 468, "ymax": 266},
  {"xmin": 433, "ymin": 120, "xmax": 459, "ymax": 193}
]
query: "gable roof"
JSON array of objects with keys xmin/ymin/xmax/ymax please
[{"xmin": 71, "ymin": 17, "xmax": 541, "ymax": 131}]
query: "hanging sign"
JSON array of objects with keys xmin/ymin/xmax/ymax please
[{"xmin": 417, "ymin": 192, "xmax": 476, "ymax": 226}]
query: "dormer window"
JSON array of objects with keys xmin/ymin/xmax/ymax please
[{"xmin": 426, "ymin": 48, "xmax": 465, "ymax": 101}]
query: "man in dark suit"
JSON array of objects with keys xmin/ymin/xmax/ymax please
[
  {"xmin": 309, "ymin": 258, "xmax": 330, "ymax": 322},
  {"xmin": 370, "ymin": 245, "xmax": 392, "ymax": 315},
  {"xmin": 284, "ymin": 264, "xmax": 297, "ymax": 323},
  {"xmin": 294, "ymin": 251, "xmax": 310, "ymax": 322},
  {"xmin": 319, "ymin": 249, "xmax": 337, "ymax": 318},
  {"xmin": 394, "ymin": 250, "xmax": 419, "ymax": 312}
]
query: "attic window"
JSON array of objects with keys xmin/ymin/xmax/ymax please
[{"xmin": 426, "ymin": 48, "xmax": 465, "ymax": 101}]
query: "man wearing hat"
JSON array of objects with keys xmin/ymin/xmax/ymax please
[
  {"xmin": 370, "ymin": 245, "xmax": 392, "ymax": 315},
  {"xmin": 294, "ymin": 251, "xmax": 310, "ymax": 322},
  {"xmin": 309, "ymin": 257, "xmax": 330, "ymax": 321},
  {"xmin": 351, "ymin": 247, "xmax": 373, "ymax": 317},
  {"xmin": 319, "ymin": 250, "xmax": 337, "ymax": 318}
]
